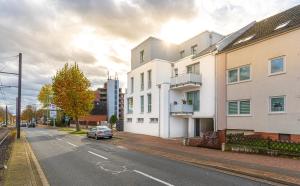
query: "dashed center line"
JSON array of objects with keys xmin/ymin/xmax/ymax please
[
  {"xmin": 88, "ymin": 151, "xmax": 108, "ymax": 160},
  {"xmin": 56, "ymin": 138, "xmax": 63, "ymax": 141},
  {"xmin": 67, "ymin": 142, "xmax": 78, "ymax": 147},
  {"xmin": 133, "ymin": 170, "xmax": 174, "ymax": 186}
]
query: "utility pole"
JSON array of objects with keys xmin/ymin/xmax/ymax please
[
  {"xmin": 17, "ymin": 53, "xmax": 22, "ymax": 139},
  {"xmin": 5, "ymin": 105, "xmax": 8, "ymax": 125}
]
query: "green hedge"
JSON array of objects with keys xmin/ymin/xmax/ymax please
[{"xmin": 226, "ymin": 133, "xmax": 300, "ymax": 155}]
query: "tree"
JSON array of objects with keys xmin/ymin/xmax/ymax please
[
  {"xmin": 109, "ymin": 114, "xmax": 118, "ymax": 129},
  {"xmin": 38, "ymin": 84, "xmax": 53, "ymax": 108},
  {"xmin": 52, "ymin": 63, "xmax": 94, "ymax": 131},
  {"xmin": 21, "ymin": 105, "xmax": 34, "ymax": 122}
]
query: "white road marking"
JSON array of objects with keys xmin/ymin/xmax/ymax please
[
  {"xmin": 117, "ymin": 145, "xmax": 127, "ymax": 150},
  {"xmin": 67, "ymin": 142, "xmax": 78, "ymax": 147},
  {"xmin": 133, "ymin": 170, "xmax": 174, "ymax": 186},
  {"xmin": 56, "ymin": 138, "xmax": 63, "ymax": 141},
  {"xmin": 88, "ymin": 151, "xmax": 108, "ymax": 160}
]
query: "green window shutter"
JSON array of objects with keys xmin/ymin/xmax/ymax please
[
  {"xmin": 228, "ymin": 101, "xmax": 238, "ymax": 115},
  {"xmin": 240, "ymin": 100, "xmax": 250, "ymax": 114}
]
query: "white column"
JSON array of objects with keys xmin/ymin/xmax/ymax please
[
  {"xmin": 188, "ymin": 117, "xmax": 194, "ymax": 138},
  {"xmin": 159, "ymin": 83, "xmax": 170, "ymax": 138}
]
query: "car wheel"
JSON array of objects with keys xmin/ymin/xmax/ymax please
[
  {"xmin": 95, "ymin": 135, "xmax": 99, "ymax": 140},
  {"xmin": 109, "ymin": 136, "xmax": 112, "ymax": 139}
]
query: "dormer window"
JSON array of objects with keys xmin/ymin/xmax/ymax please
[
  {"xmin": 191, "ymin": 45, "xmax": 197, "ymax": 55},
  {"xmin": 274, "ymin": 20, "xmax": 291, "ymax": 30},
  {"xmin": 140, "ymin": 50, "xmax": 144, "ymax": 63},
  {"xmin": 180, "ymin": 50, "xmax": 185, "ymax": 58},
  {"xmin": 234, "ymin": 34, "xmax": 255, "ymax": 45}
]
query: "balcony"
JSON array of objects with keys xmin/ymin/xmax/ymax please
[
  {"xmin": 170, "ymin": 73, "xmax": 202, "ymax": 90},
  {"xmin": 170, "ymin": 104, "xmax": 193, "ymax": 116}
]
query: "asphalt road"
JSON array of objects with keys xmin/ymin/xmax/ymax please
[{"xmin": 24, "ymin": 127, "xmax": 274, "ymax": 186}]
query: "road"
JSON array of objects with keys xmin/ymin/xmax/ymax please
[{"xmin": 24, "ymin": 127, "xmax": 273, "ymax": 186}]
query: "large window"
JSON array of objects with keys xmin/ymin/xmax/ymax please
[
  {"xmin": 130, "ymin": 77, "xmax": 134, "ymax": 93},
  {"xmin": 186, "ymin": 91, "xmax": 200, "ymax": 111},
  {"xmin": 269, "ymin": 56, "xmax": 285, "ymax": 75},
  {"xmin": 140, "ymin": 50, "xmax": 144, "ymax": 63},
  {"xmin": 127, "ymin": 98, "xmax": 133, "ymax": 114},
  {"xmin": 228, "ymin": 65, "xmax": 251, "ymax": 84},
  {"xmin": 147, "ymin": 70, "xmax": 152, "ymax": 89},
  {"xmin": 147, "ymin": 94, "xmax": 152, "ymax": 113},
  {"xmin": 140, "ymin": 73, "xmax": 144, "ymax": 91},
  {"xmin": 228, "ymin": 100, "xmax": 251, "ymax": 116},
  {"xmin": 270, "ymin": 96, "xmax": 285, "ymax": 113},
  {"xmin": 186, "ymin": 63, "xmax": 200, "ymax": 74},
  {"xmin": 140, "ymin": 95, "xmax": 144, "ymax": 113}
]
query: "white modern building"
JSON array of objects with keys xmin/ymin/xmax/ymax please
[{"xmin": 125, "ymin": 26, "xmax": 252, "ymax": 138}]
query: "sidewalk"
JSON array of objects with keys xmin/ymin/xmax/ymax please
[
  {"xmin": 4, "ymin": 133, "xmax": 48, "ymax": 186},
  {"xmin": 108, "ymin": 132, "xmax": 300, "ymax": 185}
]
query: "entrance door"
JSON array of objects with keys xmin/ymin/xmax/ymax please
[{"xmin": 195, "ymin": 119, "xmax": 200, "ymax": 137}]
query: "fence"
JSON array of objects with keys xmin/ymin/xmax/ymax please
[
  {"xmin": 226, "ymin": 133, "xmax": 300, "ymax": 157},
  {"xmin": 0, "ymin": 129, "xmax": 15, "ymax": 181}
]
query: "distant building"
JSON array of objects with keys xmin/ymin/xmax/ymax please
[{"xmin": 79, "ymin": 77, "xmax": 124, "ymax": 125}]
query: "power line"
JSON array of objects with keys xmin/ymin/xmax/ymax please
[{"xmin": 0, "ymin": 55, "xmax": 18, "ymax": 61}]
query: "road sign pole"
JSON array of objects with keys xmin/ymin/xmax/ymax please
[{"xmin": 17, "ymin": 53, "xmax": 22, "ymax": 139}]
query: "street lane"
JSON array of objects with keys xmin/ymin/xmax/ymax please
[{"xmin": 24, "ymin": 127, "xmax": 273, "ymax": 186}]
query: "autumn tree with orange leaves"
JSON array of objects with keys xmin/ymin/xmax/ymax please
[{"xmin": 52, "ymin": 63, "xmax": 94, "ymax": 131}]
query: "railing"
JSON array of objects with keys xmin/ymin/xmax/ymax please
[
  {"xmin": 170, "ymin": 104, "xmax": 193, "ymax": 114},
  {"xmin": 170, "ymin": 73, "xmax": 202, "ymax": 88}
]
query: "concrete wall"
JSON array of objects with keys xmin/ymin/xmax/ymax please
[{"xmin": 225, "ymin": 28, "xmax": 300, "ymax": 134}]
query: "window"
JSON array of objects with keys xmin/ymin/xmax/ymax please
[
  {"xmin": 228, "ymin": 100, "xmax": 251, "ymax": 116},
  {"xmin": 270, "ymin": 96, "xmax": 285, "ymax": 113},
  {"xmin": 137, "ymin": 118, "xmax": 144, "ymax": 123},
  {"xmin": 228, "ymin": 65, "xmax": 251, "ymax": 84},
  {"xmin": 150, "ymin": 118, "xmax": 158, "ymax": 123},
  {"xmin": 127, "ymin": 118, "xmax": 132, "ymax": 123},
  {"xmin": 234, "ymin": 34, "xmax": 255, "ymax": 45},
  {"xmin": 186, "ymin": 63, "xmax": 200, "ymax": 74},
  {"xmin": 130, "ymin": 77, "xmax": 134, "ymax": 93},
  {"xmin": 140, "ymin": 96, "xmax": 144, "ymax": 113},
  {"xmin": 279, "ymin": 134, "xmax": 290, "ymax": 141},
  {"xmin": 191, "ymin": 45, "xmax": 197, "ymax": 55},
  {"xmin": 186, "ymin": 91, "xmax": 200, "ymax": 111},
  {"xmin": 147, "ymin": 94, "xmax": 152, "ymax": 113},
  {"xmin": 140, "ymin": 50, "xmax": 144, "ymax": 63},
  {"xmin": 127, "ymin": 98, "xmax": 133, "ymax": 114},
  {"xmin": 275, "ymin": 20, "xmax": 291, "ymax": 30},
  {"xmin": 269, "ymin": 57, "xmax": 285, "ymax": 75},
  {"xmin": 147, "ymin": 70, "xmax": 152, "ymax": 89},
  {"xmin": 174, "ymin": 68, "xmax": 178, "ymax": 77},
  {"xmin": 180, "ymin": 50, "xmax": 185, "ymax": 58},
  {"xmin": 140, "ymin": 73, "xmax": 144, "ymax": 91}
]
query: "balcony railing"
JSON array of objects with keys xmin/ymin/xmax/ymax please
[
  {"xmin": 170, "ymin": 104, "xmax": 193, "ymax": 115},
  {"xmin": 170, "ymin": 73, "xmax": 202, "ymax": 89}
]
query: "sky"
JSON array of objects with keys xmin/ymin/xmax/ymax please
[{"xmin": 0, "ymin": 0, "xmax": 299, "ymax": 114}]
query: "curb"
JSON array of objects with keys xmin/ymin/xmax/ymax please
[
  {"xmin": 122, "ymin": 145, "xmax": 300, "ymax": 186},
  {"xmin": 24, "ymin": 135, "xmax": 50, "ymax": 186}
]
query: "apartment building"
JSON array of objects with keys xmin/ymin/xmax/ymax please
[
  {"xmin": 80, "ymin": 77, "xmax": 124, "ymax": 125},
  {"xmin": 216, "ymin": 5, "xmax": 300, "ymax": 142},
  {"xmin": 124, "ymin": 29, "xmax": 249, "ymax": 138}
]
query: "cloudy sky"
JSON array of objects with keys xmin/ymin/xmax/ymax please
[{"xmin": 0, "ymin": 0, "xmax": 299, "ymax": 113}]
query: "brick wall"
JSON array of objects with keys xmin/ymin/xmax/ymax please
[
  {"xmin": 291, "ymin": 134, "xmax": 300, "ymax": 143},
  {"xmin": 256, "ymin": 132, "xmax": 278, "ymax": 141},
  {"xmin": 218, "ymin": 130, "xmax": 226, "ymax": 144}
]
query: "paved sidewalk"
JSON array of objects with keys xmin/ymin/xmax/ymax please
[
  {"xmin": 107, "ymin": 132, "xmax": 300, "ymax": 185},
  {"xmin": 4, "ymin": 133, "xmax": 47, "ymax": 186}
]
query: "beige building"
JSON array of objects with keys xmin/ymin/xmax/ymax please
[{"xmin": 216, "ymin": 5, "xmax": 300, "ymax": 142}]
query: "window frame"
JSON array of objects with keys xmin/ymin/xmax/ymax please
[
  {"xmin": 268, "ymin": 56, "xmax": 286, "ymax": 76},
  {"xmin": 140, "ymin": 73, "xmax": 144, "ymax": 91},
  {"xmin": 191, "ymin": 45, "xmax": 197, "ymax": 55},
  {"xmin": 127, "ymin": 97, "xmax": 133, "ymax": 114},
  {"xmin": 140, "ymin": 95, "xmax": 144, "ymax": 113},
  {"xmin": 180, "ymin": 50, "xmax": 185, "ymax": 58},
  {"xmin": 130, "ymin": 77, "xmax": 134, "ymax": 93},
  {"xmin": 147, "ymin": 70, "xmax": 152, "ymax": 89},
  {"xmin": 140, "ymin": 50, "xmax": 144, "ymax": 63},
  {"xmin": 269, "ymin": 96, "xmax": 286, "ymax": 114},
  {"xmin": 227, "ymin": 64, "xmax": 251, "ymax": 84},
  {"xmin": 227, "ymin": 99, "xmax": 251, "ymax": 116},
  {"xmin": 147, "ymin": 93, "xmax": 152, "ymax": 113}
]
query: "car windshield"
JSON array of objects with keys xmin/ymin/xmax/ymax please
[{"xmin": 97, "ymin": 126, "xmax": 109, "ymax": 130}]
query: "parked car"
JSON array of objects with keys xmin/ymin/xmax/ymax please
[
  {"xmin": 87, "ymin": 126, "xmax": 113, "ymax": 139},
  {"xmin": 1, "ymin": 123, "xmax": 7, "ymax": 127},
  {"xmin": 27, "ymin": 122, "xmax": 36, "ymax": 128},
  {"xmin": 20, "ymin": 122, "xmax": 27, "ymax": 127}
]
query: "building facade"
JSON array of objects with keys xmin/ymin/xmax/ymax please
[{"xmin": 216, "ymin": 5, "xmax": 300, "ymax": 142}]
